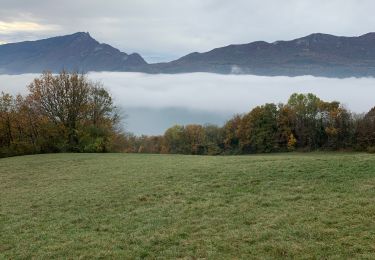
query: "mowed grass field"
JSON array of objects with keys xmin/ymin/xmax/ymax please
[{"xmin": 1, "ymin": 153, "xmax": 375, "ymax": 259}]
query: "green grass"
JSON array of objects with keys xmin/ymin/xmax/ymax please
[{"xmin": 1, "ymin": 153, "xmax": 375, "ymax": 259}]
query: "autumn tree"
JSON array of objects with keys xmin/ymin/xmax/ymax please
[
  {"xmin": 2, "ymin": 85, "xmax": 374, "ymax": 157},
  {"xmin": 287, "ymin": 93, "xmax": 324, "ymax": 150},
  {"xmin": 203, "ymin": 124, "xmax": 224, "ymax": 155},
  {"xmin": 238, "ymin": 103, "xmax": 278, "ymax": 153},
  {"xmin": 28, "ymin": 72, "xmax": 90, "ymax": 151},
  {"xmin": 356, "ymin": 107, "xmax": 375, "ymax": 151},
  {"xmin": 163, "ymin": 125, "xmax": 189, "ymax": 154},
  {"xmin": 320, "ymin": 102, "xmax": 353, "ymax": 149},
  {"xmin": 184, "ymin": 124, "xmax": 206, "ymax": 154},
  {"xmin": 223, "ymin": 115, "xmax": 242, "ymax": 153},
  {"xmin": 276, "ymin": 104, "xmax": 296, "ymax": 151},
  {"xmin": 26, "ymin": 71, "xmax": 120, "ymax": 152},
  {"xmin": 0, "ymin": 92, "xmax": 14, "ymax": 149}
]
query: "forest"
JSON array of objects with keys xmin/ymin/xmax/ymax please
[
  {"xmin": 1, "ymin": 72, "xmax": 375, "ymax": 158},
  {"xmin": 125, "ymin": 94, "xmax": 375, "ymax": 155}
]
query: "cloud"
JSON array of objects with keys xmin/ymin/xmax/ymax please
[
  {"xmin": 1, "ymin": 0, "xmax": 375, "ymax": 61},
  {"xmin": 86, "ymin": 72, "xmax": 375, "ymax": 114},
  {"xmin": 1, "ymin": 72, "xmax": 375, "ymax": 134},
  {"xmin": 0, "ymin": 21, "xmax": 57, "ymax": 34},
  {"xmin": 0, "ymin": 19, "xmax": 59, "ymax": 43}
]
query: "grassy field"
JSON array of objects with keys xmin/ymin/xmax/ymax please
[{"xmin": 1, "ymin": 153, "xmax": 375, "ymax": 259}]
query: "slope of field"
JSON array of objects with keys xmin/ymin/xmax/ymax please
[{"xmin": 1, "ymin": 153, "xmax": 375, "ymax": 258}]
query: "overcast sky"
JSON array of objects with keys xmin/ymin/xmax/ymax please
[{"xmin": 0, "ymin": 0, "xmax": 375, "ymax": 62}]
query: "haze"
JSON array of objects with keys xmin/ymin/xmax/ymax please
[{"xmin": 1, "ymin": 73, "xmax": 375, "ymax": 135}]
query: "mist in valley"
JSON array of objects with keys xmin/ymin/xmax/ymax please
[{"xmin": 1, "ymin": 72, "xmax": 375, "ymax": 135}]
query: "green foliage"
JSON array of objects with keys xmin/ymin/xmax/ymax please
[
  {"xmin": 163, "ymin": 125, "xmax": 189, "ymax": 154},
  {"xmin": 238, "ymin": 103, "xmax": 278, "ymax": 153},
  {"xmin": 204, "ymin": 124, "xmax": 224, "ymax": 155},
  {"xmin": 223, "ymin": 115, "xmax": 241, "ymax": 153}
]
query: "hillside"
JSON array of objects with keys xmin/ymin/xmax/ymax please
[
  {"xmin": 147, "ymin": 33, "xmax": 375, "ymax": 77},
  {"xmin": 0, "ymin": 32, "xmax": 147, "ymax": 74},
  {"xmin": 2, "ymin": 32, "xmax": 375, "ymax": 77},
  {"xmin": 1, "ymin": 153, "xmax": 375, "ymax": 258}
]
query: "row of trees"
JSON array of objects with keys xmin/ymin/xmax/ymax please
[
  {"xmin": 123, "ymin": 93, "xmax": 375, "ymax": 155},
  {"xmin": 0, "ymin": 72, "xmax": 124, "ymax": 157},
  {"xmin": 1, "ymin": 73, "xmax": 374, "ymax": 157}
]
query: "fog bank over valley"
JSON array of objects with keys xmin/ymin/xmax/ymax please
[{"xmin": 1, "ymin": 72, "xmax": 375, "ymax": 135}]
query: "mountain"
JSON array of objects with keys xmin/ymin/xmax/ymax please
[
  {"xmin": 2, "ymin": 32, "xmax": 375, "ymax": 77},
  {"xmin": 0, "ymin": 32, "xmax": 147, "ymax": 74},
  {"xmin": 146, "ymin": 32, "xmax": 375, "ymax": 77}
]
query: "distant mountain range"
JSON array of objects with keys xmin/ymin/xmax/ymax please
[
  {"xmin": 0, "ymin": 32, "xmax": 146, "ymax": 74},
  {"xmin": 1, "ymin": 32, "xmax": 375, "ymax": 77}
]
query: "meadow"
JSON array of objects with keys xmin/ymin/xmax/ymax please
[{"xmin": 1, "ymin": 153, "xmax": 375, "ymax": 259}]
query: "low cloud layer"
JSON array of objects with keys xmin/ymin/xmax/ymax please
[
  {"xmin": 1, "ymin": 72, "xmax": 375, "ymax": 134},
  {"xmin": 88, "ymin": 72, "xmax": 375, "ymax": 114}
]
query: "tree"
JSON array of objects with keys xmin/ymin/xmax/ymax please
[
  {"xmin": 356, "ymin": 107, "xmax": 375, "ymax": 150},
  {"xmin": 238, "ymin": 103, "xmax": 278, "ymax": 153},
  {"xmin": 2, "ymin": 86, "xmax": 374, "ymax": 157},
  {"xmin": 276, "ymin": 104, "xmax": 296, "ymax": 151},
  {"xmin": 89, "ymin": 83, "xmax": 117, "ymax": 128},
  {"xmin": 287, "ymin": 93, "xmax": 324, "ymax": 150},
  {"xmin": 0, "ymin": 93, "xmax": 41, "ymax": 156},
  {"xmin": 163, "ymin": 125, "xmax": 189, "ymax": 154},
  {"xmin": 320, "ymin": 102, "xmax": 353, "ymax": 149},
  {"xmin": 0, "ymin": 92, "xmax": 14, "ymax": 148},
  {"xmin": 223, "ymin": 115, "xmax": 242, "ymax": 153},
  {"xmin": 203, "ymin": 124, "xmax": 224, "ymax": 155},
  {"xmin": 26, "ymin": 71, "xmax": 120, "ymax": 152},
  {"xmin": 185, "ymin": 124, "xmax": 206, "ymax": 155},
  {"xmin": 28, "ymin": 71, "xmax": 90, "ymax": 150}
]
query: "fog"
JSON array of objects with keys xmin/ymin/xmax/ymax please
[{"xmin": 1, "ymin": 72, "xmax": 375, "ymax": 135}]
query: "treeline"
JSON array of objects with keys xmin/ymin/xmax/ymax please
[
  {"xmin": 123, "ymin": 93, "xmax": 375, "ymax": 154},
  {"xmin": 2, "ymin": 73, "xmax": 375, "ymax": 158},
  {"xmin": 0, "ymin": 72, "xmax": 125, "ymax": 158}
]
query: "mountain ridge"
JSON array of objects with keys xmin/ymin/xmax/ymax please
[
  {"xmin": 142, "ymin": 32, "xmax": 375, "ymax": 77},
  {"xmin": 2, "ymin": 32, "xmax": 375, "ymax": 77},
  {"xmin": 0, "ymin": 32, "xmax": 147, "ymax": 74}
]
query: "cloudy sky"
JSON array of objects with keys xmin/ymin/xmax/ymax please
[{"xmin": 1, "ymin": 0, "xmax": 375, "ymax": 62}]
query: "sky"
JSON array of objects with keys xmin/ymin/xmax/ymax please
[
  {"xmin": 2, "ymin": 73, "xmax": 375, "ymax": 135},
  {"xmin": 0, "ymin": 0, "xmax": 375, "ymax": 62}
]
